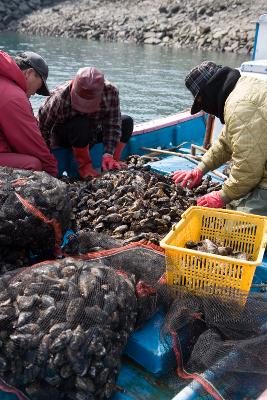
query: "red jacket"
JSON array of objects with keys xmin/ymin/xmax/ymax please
[{"xmin": 0, "ymin": 51, "xmax": 57, "ymax": 176}]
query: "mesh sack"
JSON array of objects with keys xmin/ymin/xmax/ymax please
[
  {"xmin": 71, "ymin": 240, "xmax": 171, "ymax": 326},
  {"xmin": 162, "ymin": 289, "xmax": 267, "ymax": 400},
  {"xmin": 0, "ymin": 168, "xmax": 71, "ymax": 261},
  {"xmin": 0, "ymin": 245, "xmax": 31, "ymax": 275},
  {"xmin": 0, "ymin": 257, "xmax": 137, "ymax": 400},
  {"xmin": 62, "ymin": 230, "xmax": 123, "ymax": 255}
]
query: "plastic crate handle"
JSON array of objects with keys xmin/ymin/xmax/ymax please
[{"xmin": 181, "ymin": 206, "xmax": 267, "ymax": 221}]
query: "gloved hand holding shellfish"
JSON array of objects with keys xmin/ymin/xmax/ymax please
[
  {"xmin": 102, "ymin": 153, "xmax": 127, "ymax": 172},
  {"xmin": 172, "ymin": 168, "xmax": 225, "ymax": 208}
]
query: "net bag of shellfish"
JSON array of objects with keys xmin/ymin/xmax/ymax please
[
  {"xmin": 0, "ymin": 167, "xmax": 71, "ymax": 264},
  {"xmin": 161, "ymin": 288, "xmax": 267, "ymax": 400},
  {"xmin": 62, "ymin": 229, "xmax": 123, "ymax": 255},
  {"xmin": 0, "ymin": 245, "xmax": 31, "ymax": 275},
  {"xmin": 0, "ymin": 257, "xmax": 137, "ymax": 400},
  {"xmin": 70, "ymin": 238, "xmax": 171, "ymax": 326}
]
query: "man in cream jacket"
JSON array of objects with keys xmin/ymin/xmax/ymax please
[{"xmin": 173, "ymin": 61, "xmax": 267, "ymax": 216}]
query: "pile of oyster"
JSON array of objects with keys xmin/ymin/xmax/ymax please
[
  {"xmin": 185, "ymin": 239, "xmax": 251, "ymax": 260},
  {"xmin": 0, "ymin": 258, "xmax": 137, "ymax": 400},
  {"xmin": 68, "ymin": 165, "xmax": 221, "ymax": 244}
]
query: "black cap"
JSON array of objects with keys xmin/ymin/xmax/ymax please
[{"xmin": 16, "ymin": 51, "xmax": 50, "ymax": 96}]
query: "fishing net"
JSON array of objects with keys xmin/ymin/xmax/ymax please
[
  {"xmin": 162, "ymin": 288, "xmax": 267, "ymax": 400},
  {"xmin": 63, "ymin": 237, "xmax": 169, "ymax": 326},
  {"xmin": 0, "ymin": 257, "xmax": 137, "ymax": 400},
  {"xmin": 0, "ymin": 167, "xmax": 71, "ymax": 267}
]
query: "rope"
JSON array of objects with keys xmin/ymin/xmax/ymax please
[
  {"xmin": 15, "ymin": 192, "xmax": 62, "ymax": 252},
  {"xmin": 0, "ymin": 377, "xmax": 30, "ymax": 400},
  {"xmin": 171, "ymin": 331, "xmax": 225, "ymax": 400}
]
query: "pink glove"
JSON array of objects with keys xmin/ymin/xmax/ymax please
[
  {"xmin": 102, "ymin": 154, "xmax": 122, "ymax": 171},
  {"xmin": 114, "ymin": 160, "xmax": 128, "ymax": 169},
  {"xmin": 172, "ymin": 168, "xmax": 203, "ymax": 189},
  {"xmin": 197, "ymin": 191, "xmax": 226, "ymax": 208}
]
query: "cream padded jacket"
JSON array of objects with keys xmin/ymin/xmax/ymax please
[{"xmin": 199, "ymin": 76, "xmax": 267, "ymax": 201}]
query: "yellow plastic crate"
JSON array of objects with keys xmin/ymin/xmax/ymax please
[{"xmin": 160, "ymin": 206, "xmax": 267, "ymax": 299}]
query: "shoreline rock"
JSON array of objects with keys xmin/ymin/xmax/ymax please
[{"xmin": 0, "ymin": 0, "xmax": 264, "ymax": 54}]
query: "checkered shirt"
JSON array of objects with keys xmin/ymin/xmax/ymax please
[{"xmin": 38, "ymin": 80, "xmax": 122, "ymax": 155}]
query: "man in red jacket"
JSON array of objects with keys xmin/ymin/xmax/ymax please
[{"xmin": 0, "ymin": 51, "xmax": 58, "ymax": 177}]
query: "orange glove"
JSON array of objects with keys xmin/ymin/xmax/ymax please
[
  {"xmin": 172, "ymin": 168, "xmax": 203, "ymax": 189},
  {"xmin": 72, "ymin": 146, "xmax": 99, "ymax": 178}
]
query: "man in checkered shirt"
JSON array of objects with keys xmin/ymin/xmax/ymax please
[{"xmin": 38, "ymin": 67, "xmax": 133, "ymax": 179}]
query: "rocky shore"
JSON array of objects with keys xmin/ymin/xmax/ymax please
[{"xmin": 0, "ymin": 0, "xmax": 265, "ymax": 54}]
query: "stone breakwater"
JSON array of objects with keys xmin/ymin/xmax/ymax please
[{"xmin": 1, "ymin": 0, "xmax": 265, "ymax": 54}]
